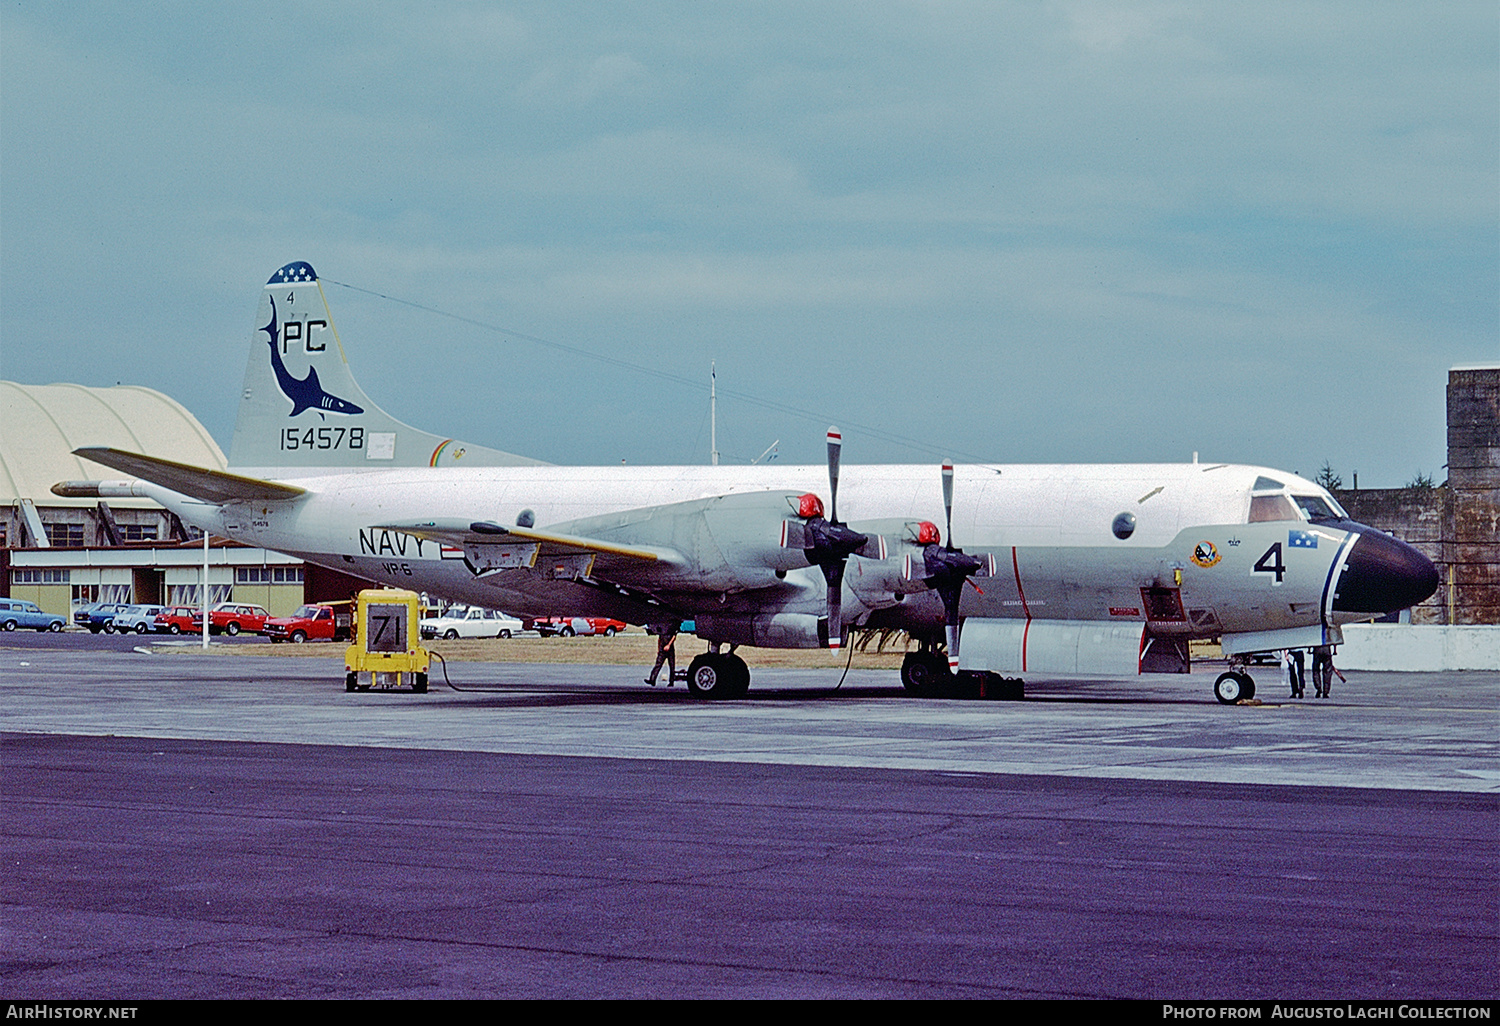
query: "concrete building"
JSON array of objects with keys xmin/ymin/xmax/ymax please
[
  {"xmin": 1334, "ymin": 365, "xmax": 1500, "ymax": 626},
  {"xmin": 1, "ymin": 381, "xmax": 369, "ymax": 617}
]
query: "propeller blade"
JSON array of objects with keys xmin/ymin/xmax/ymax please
[
  {"xmin": 827, "ymin": 427, "xmax": 842, "ymax": 524},
  {"xmin": 942, "ymin": 461, "xmax": 954, "ymax": 550},
  {"xmin": 826, "ymin": 576, "xmax": 843, "ymax": 651}
]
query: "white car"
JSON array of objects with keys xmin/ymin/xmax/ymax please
[
  {"xmin": 420, "ymin": 606, "xmax": 523, "ymax": 640},
  {"xmin": 109, "ymin": 604, "xmax": 168, "ymax": 635}
]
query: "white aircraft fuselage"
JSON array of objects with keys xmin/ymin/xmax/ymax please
[{"xmin": 60, "ymin": 261, "xmax": 1440, "ymax": 702}]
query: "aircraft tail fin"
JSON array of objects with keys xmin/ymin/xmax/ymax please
[{"xmin": 229, "ymin": 261, "xmax": 545, "ymax": 472}]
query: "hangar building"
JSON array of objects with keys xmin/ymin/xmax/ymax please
[{"xmin": 0, "ymin": 381, "xmax": 367, "ymax": 617}]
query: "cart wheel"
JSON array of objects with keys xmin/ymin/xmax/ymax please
[{"xmin": 345, "ymin": 672, "xmax": 358, "ymax": 692}]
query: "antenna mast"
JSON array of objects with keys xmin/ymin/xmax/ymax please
[{"xmin": 710, "ymin": 362, "xmax": 719, "ymax": 466}]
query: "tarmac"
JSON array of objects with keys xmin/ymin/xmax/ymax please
[{"xmin": 2, "ymin": 633, "xmax": 1496, "ymax": 999}]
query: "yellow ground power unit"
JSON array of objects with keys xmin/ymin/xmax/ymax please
[{"xmin": 345, "ymin": 588, "xmax": 430, "ymax": 693}]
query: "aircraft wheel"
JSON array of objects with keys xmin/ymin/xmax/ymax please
[
  {"xmin": 901, "ymin": 652, "xmax": 950, "ymax": 697},
  {"xmin": 1214, "ymin": 671, "xmax": 1254, "ymax": 705},
  {"xmin": 687, "ymin": 653, "xmax": 747, "ymax": 699},
  {"xmin": 443, "ymin": 629, "xmax": 459, "ymax": 640},
  {"xmin": 225, "ymin": 621, "xmax": 241, "ymax": 636},
  {"xmin": 724, "ymin": 653, "xmax": 750, "ymax": 697}
]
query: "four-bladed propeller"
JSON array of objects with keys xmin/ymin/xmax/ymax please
[
  {"xmin": 796, "ymin": 428, "xmax": 876, "ymax": 649},
  {"xmin": 920, "ymin": 461, "xmax": 989, "ymax": 670}
]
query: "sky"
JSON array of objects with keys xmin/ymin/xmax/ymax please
[{"xmin": 2, "ymin": 2, "xmax": 1495, "ymax": 486}]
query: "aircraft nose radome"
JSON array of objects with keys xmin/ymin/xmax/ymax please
[{"xmin": 1331, "ymin": 526, "xmax": 1440, "ymax": 614}]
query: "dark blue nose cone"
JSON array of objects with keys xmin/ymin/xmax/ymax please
[{"xmin": 1331, "ymin": 524, "xmax": 1440, "ymax": 614}]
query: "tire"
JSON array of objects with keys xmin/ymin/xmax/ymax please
[
  {"xmin": 1214, "ymin": 671, "xmax": 1253, "ymax": 705},
  {"xmin": 136, "ymin": 622, "xmax": 149, "ymax": 634},
  {"xmin": 225, "ymin": 621, "xmax": 241, "ymax": 636},
  {"xmin": 443, "ymin": 629, "xmax": 459, "ymax": 640},
  {"xmin": 346, "ymin": 672, "xmax": 358, "ymax": 692},
  {"xmin": 1, "ymin": 619, "xmax": 15, "ymax": 632},
  {"xmin": 413, "ymin": 672, "xmax": 428, "ymax": 694},
  {"xmin": 89, "ymin": 626, "xmax": 101, "ymax": 634},
  {"xmin": 291, "ymin": 631, "xmax": 307, "ymax": 644},
  {"xmin": 603, "ymin": 626, "xmax": 617, "ymax": 637},
  {"xmin": 168, "ymin": 624, "xmax": 180, "ymax": 635},
  {"xmin": 48, "ymin": 620, "xmax": 63, "ymax": 633},
  {"xmin": 498, "ymin": 629, "xmax": 511, "ymax": 639},
  {"xmin": 103, "ymin": 621, "xmax": 116, "ymax": 634},
  {"xmin": 900, "ymin": 652, "xmax": 950, "ymax": 697},
  {"xmin": 686, "ymin": 653, "xmax": 750, "ymax": 699},
  {"xmin": 560, "ymin": 626, "xmax": 575, "ymax": 637}
]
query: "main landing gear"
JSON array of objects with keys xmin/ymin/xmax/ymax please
[
  {"xmin": 685, "ymin": 649, "xmax": 750, "ymax": 699},
  {"xmin": 899, "ymin": 648, "xmax": 1025, "ymax": 700}
]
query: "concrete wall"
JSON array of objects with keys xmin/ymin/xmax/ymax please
[
  {"xmin": 1338, "ymin": 624, "xmax": 1500, "ymax": 671},
  {"xmin": 1331, "ymin": 366, "xmax": 1499, "ymax": 626}
]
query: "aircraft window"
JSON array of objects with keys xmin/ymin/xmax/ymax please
[
  {"xmin": 1291, "ymin": 495, "xmax": 1340, "ymax": 521},
  {"xmin": 1112, "ymin": 512, "xmax": 1136, "ymax": 539},
  {"xmin": 1249, "ymin": 494, "xmax": 1299, "ymax": 522},
  {"xmin": 1252, "ymin": 476, "xmax": 1285, "ymax": 492}
]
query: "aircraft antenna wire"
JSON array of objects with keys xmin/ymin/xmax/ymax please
[{"xmin": 324, "ymin": 278, "xmax": 996, "ymax": 464}]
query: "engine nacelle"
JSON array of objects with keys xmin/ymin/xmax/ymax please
[{"xmin": 693, "ymin": 613, "xmax": 828, "ymax": 649}]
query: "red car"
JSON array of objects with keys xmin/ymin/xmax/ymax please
[
  {"xmin": 262, "ymin": 604, "xmax": 350, "ymax": 643},
  {"xmin": 532, "ymin": 616, "xmax": 627, "ymax": 638},
  {"xmin": 191, "ymin": 602, "xmax": 269, "ymax": 636},
  {"xmin": 152, "ymin": 605, "xmax": 201, "ymax": 634}
]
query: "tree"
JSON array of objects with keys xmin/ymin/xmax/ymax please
[
  {"xmin": 1315, "ymin": 460, "xmax": 1342, "ymax": 490},
  {"xmin": 1407, "ymin": 470, "xmax": 1435, "ymax": 490}
]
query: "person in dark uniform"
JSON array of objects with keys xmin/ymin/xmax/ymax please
[
  {"xmin": 646, "ymin": 623, "xmax": 678, "ymax": 687},
  {"xmin": 1312, "ymin": 645, "xmax": 1334, "ymax": 698}
]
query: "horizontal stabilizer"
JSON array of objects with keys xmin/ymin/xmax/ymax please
[{"xmin": 71, "ymin": 447, "xmax": 307, "ymax": 504}]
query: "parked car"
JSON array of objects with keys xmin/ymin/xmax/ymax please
[
  {"xmin": 110, "ymin": 604, "xmax": 168, "ymax": 634},
  {"xmin": 263, "ymin": 604, "xmax": 351, "ymax": 643},
  {"xmin": 532, "ymin": 616, "xmax": 627, "ymax": 638},
  {"xmin": 191, "ymin": 602, "xmax": 269, "ymax": 636},
  {"xmin": 420, "ymin": 606, "xmax": 524, "ymax": 640},
  {"xmin": 0, "ymin": 599, "xmax": 66, "ymax": 632},
  {"xmin": 153, "ymin": 606, "xmax": 201, "ymax": 634},
  {"xmin": 77, "ymin": 602, "xmax": 132, "ymax": 633}
]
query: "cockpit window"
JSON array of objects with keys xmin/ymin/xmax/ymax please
[
  {"xmin": 1249, "ymin": 494, "xmax": 1300, "ymax": 522},
  {"xmin": 1291, "ymin": 495, "xmax": 1341, "ymax": 521}
]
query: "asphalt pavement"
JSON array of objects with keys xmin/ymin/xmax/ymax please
[{"xmin": 1, "ymin": 637, "xmax": 1495, "ymax": 999}]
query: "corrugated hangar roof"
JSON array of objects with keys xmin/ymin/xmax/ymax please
[{"xmin": 0, "ymin": 381, "xmax": 226, "ymax": 508}]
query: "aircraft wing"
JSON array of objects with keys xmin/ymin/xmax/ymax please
[
  {"xmin": 376, "ymin": 518, "xmax": 680, "ymax": 577},
  {"xmin": 68, "ymin": 447, "xmax": 307, "ymax": 504}
]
